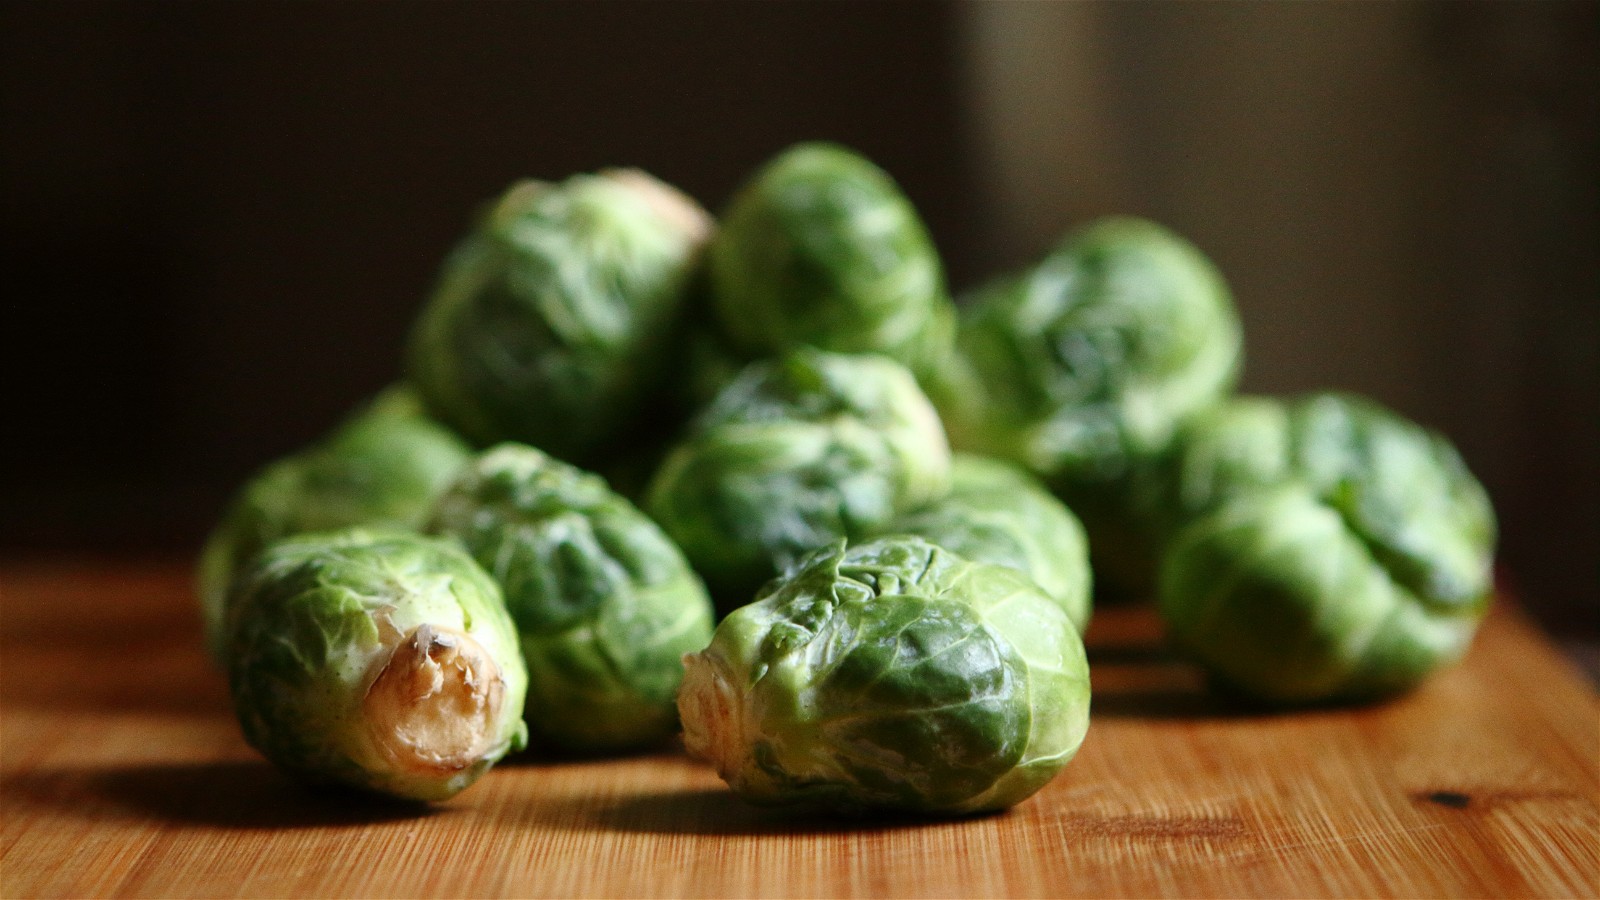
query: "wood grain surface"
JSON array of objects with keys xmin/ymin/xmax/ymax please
[{"xmin": 2, "ymin": 560, "xmax": 1595, "ymax": 898}]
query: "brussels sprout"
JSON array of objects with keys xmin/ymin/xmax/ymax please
[
  {"xmin": 198, "ymin": 386, "xmax": 472, "ymax": 658},
  {"xmin": 225, "ymin": 528, "xmax": 528, "ymax": 801},
  {"xmin": 407, "ymin": 169, "xmax": 711, "ymax": 461},
  {"xmin": 1157, "ymin": 393, "xmax": 1497, "ymax": 703},
  {"xmin": 708, "ymin": 142, "xmax": 956, "ymax": 381},
  {"xmin": 889, "ymin": 454, "xmax": 1092, "ymax": 631},
  {"xmin": 934, "ymin": 217, "xmax": 1242, "ymax": 595},
  {"xmin": 645, "ymin": 348, "xmax": 951, "ymax": 610},
  {"xmin": 679, "ymin": 536, "xmax": 1090, "ymax": 815},
  {"xmin": 428, "ymin": 444, "xmax": 715, "ymax": 752}
]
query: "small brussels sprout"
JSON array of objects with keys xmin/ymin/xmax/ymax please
[
  {"xmin": 407, "ymin": 169, "xmax": 711, "ymax": 460},
  {"xmin": 428, "ymin": 444, "xmax": 715, "ymax": 752},
  {"xmin": 679, "ymin": 536, "xmax": 1090, "ymax": 815},
  {"xmin": 708, "ymin": 142, "xmax": 956, "ymax": 381},
  {"xmin": 934, "ymin": 217, "xmax": 1242, "ymax": 595},
  {"xmin": 645, "ymin": 348, "xmax": 951, "ymax": 610},
  {"xmin": 889, "ymin": 454, "xmax": 1092, "ymax": 632},
  {"xmin": 198, "ymin": 386, "xmax": 472, "ymax": 658},
  {"xmin": 1157, "ymin": 393, "xmax": 1497, "ymax": 703},
  {"xmin": 225, "ymin": 528, "xmax": 528, "ymax": 801}
]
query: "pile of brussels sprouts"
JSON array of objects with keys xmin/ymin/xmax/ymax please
[{"xmin": 201, "ymin": 143, "xmax": 1495, "ymax": 813}]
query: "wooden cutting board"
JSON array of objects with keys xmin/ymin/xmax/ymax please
[{"xmin": 2, "ymin": 560, "xmax": 1595, "ymax": 898}]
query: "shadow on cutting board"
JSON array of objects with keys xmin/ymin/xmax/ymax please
[
  {"xmin": 2, "ymin": 761, "xmax": 440, "ymax": 829},
  {"xmin": 1082, "ymin": 628, "xmax": 1304, "ymax": 721},
  {"xmin": 523, "ymin": 787, "xmax": 986, "ymax": 836},
  {"xmin": 1084, "ymin": 639, "xmax": 1244, "ymax": 721},
  {"xmin": 494, "ymin": 736, "xmax": 684, "ymax": 768},
  {"xmin": 1084, "ymin": 671, "xmax": 1292, "ymax": 720}
]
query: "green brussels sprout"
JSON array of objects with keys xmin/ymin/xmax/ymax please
[
  {"xmin": 934, "ymin": 217, "xmax": 1242, "ymax": 596},
  {"xmin": 225, "ymin": 528, "xmax": 528, "ymax": 801},
  {"xmin": 645, "ymin": 348, "xmax": 951, "ymax": 610},
  {"xmin": 198, "ymin": 386, "xmax": 473, "ymax": 658},
  {"xmin": 889, "ymin": 454, "xmax": 1092, "ymax": 632},
  {"xmin": 679, "ymin": 536, "xmax": 1090, "ymax": 815},
  {"xmin": 428, "ymin": 444, "xmax": 715, "ymax": 752},
  {"xmin": 1157, "ymin": 393, "xmax": 1497, "ymax": 703},
  {"xmin": 407, "ymin": 169, "xmax": 711, "ymax": 460},
  {"xmin": 708, "ymin": 142, "xmax": 956, "ymax": 381}
]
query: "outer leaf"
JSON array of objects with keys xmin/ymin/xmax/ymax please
[
  {"xmin": 680, "ymin": 536, "xmax": 1090, "ymax": 815},
  {"xmin": 709, "ymin": 142, "xmax": 956, "ymax": 384},
  {"xmin": 646, "ymin": 349, "xmax": 950, "ymax": 611},
  {"xmin": 225, "ymin": 529, "xmax": 528, "ymax": 801},
  {"xmin": 1156, "ymin": 393, "xmax": 1497, "ymax": 703},
  {"xmin": 934, "ymin": 217, "xmax": 1242, "ymax": 595},
  {"xmin": 408, "ymin": 170, "xmax": 711, "ymax": 460},
  {"xmin": 429, "ymin": 444, "xmax": 715, "ymax": 751}
]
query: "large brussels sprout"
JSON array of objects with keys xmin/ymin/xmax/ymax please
[
  {"xmin": 645, "ymin": 348, "xmax": 951, "ymax": 610},
  {"xmin": 428, "ymin": 444, "xmax": 715, "ymax": 752},
  {"xmin": 679, "ymin": 536, "xmax": 1090, "ymax": 815},
  {"xmin": 708, "ymin": 142, "xmax": 956, "ymax": 380},
  {"xmin": 225, "ymin": 528, "xmax": 528, "ymax": 801},
  {"xmin": 198, "ymin": 386, "xmax": 472, "ymax": 657},
  {"xmin": 888, "ymin": 454, "xmax": 1092, "ymax": 631},
  {"xmin": 934, "ymin": 217, "xmax": 1242, "ymax": 595},
  {"xmin": 1157, "ymin": 393, "xmax": 1497, "ymax": 703},
  {"xmin": 407, "ymin": 169, "xmax": 711, "ymax": 461}
]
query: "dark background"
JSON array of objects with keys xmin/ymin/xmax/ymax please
[{"xmin": 2, "ymin": 2, "xmax": 1595, "ymax": 640}]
